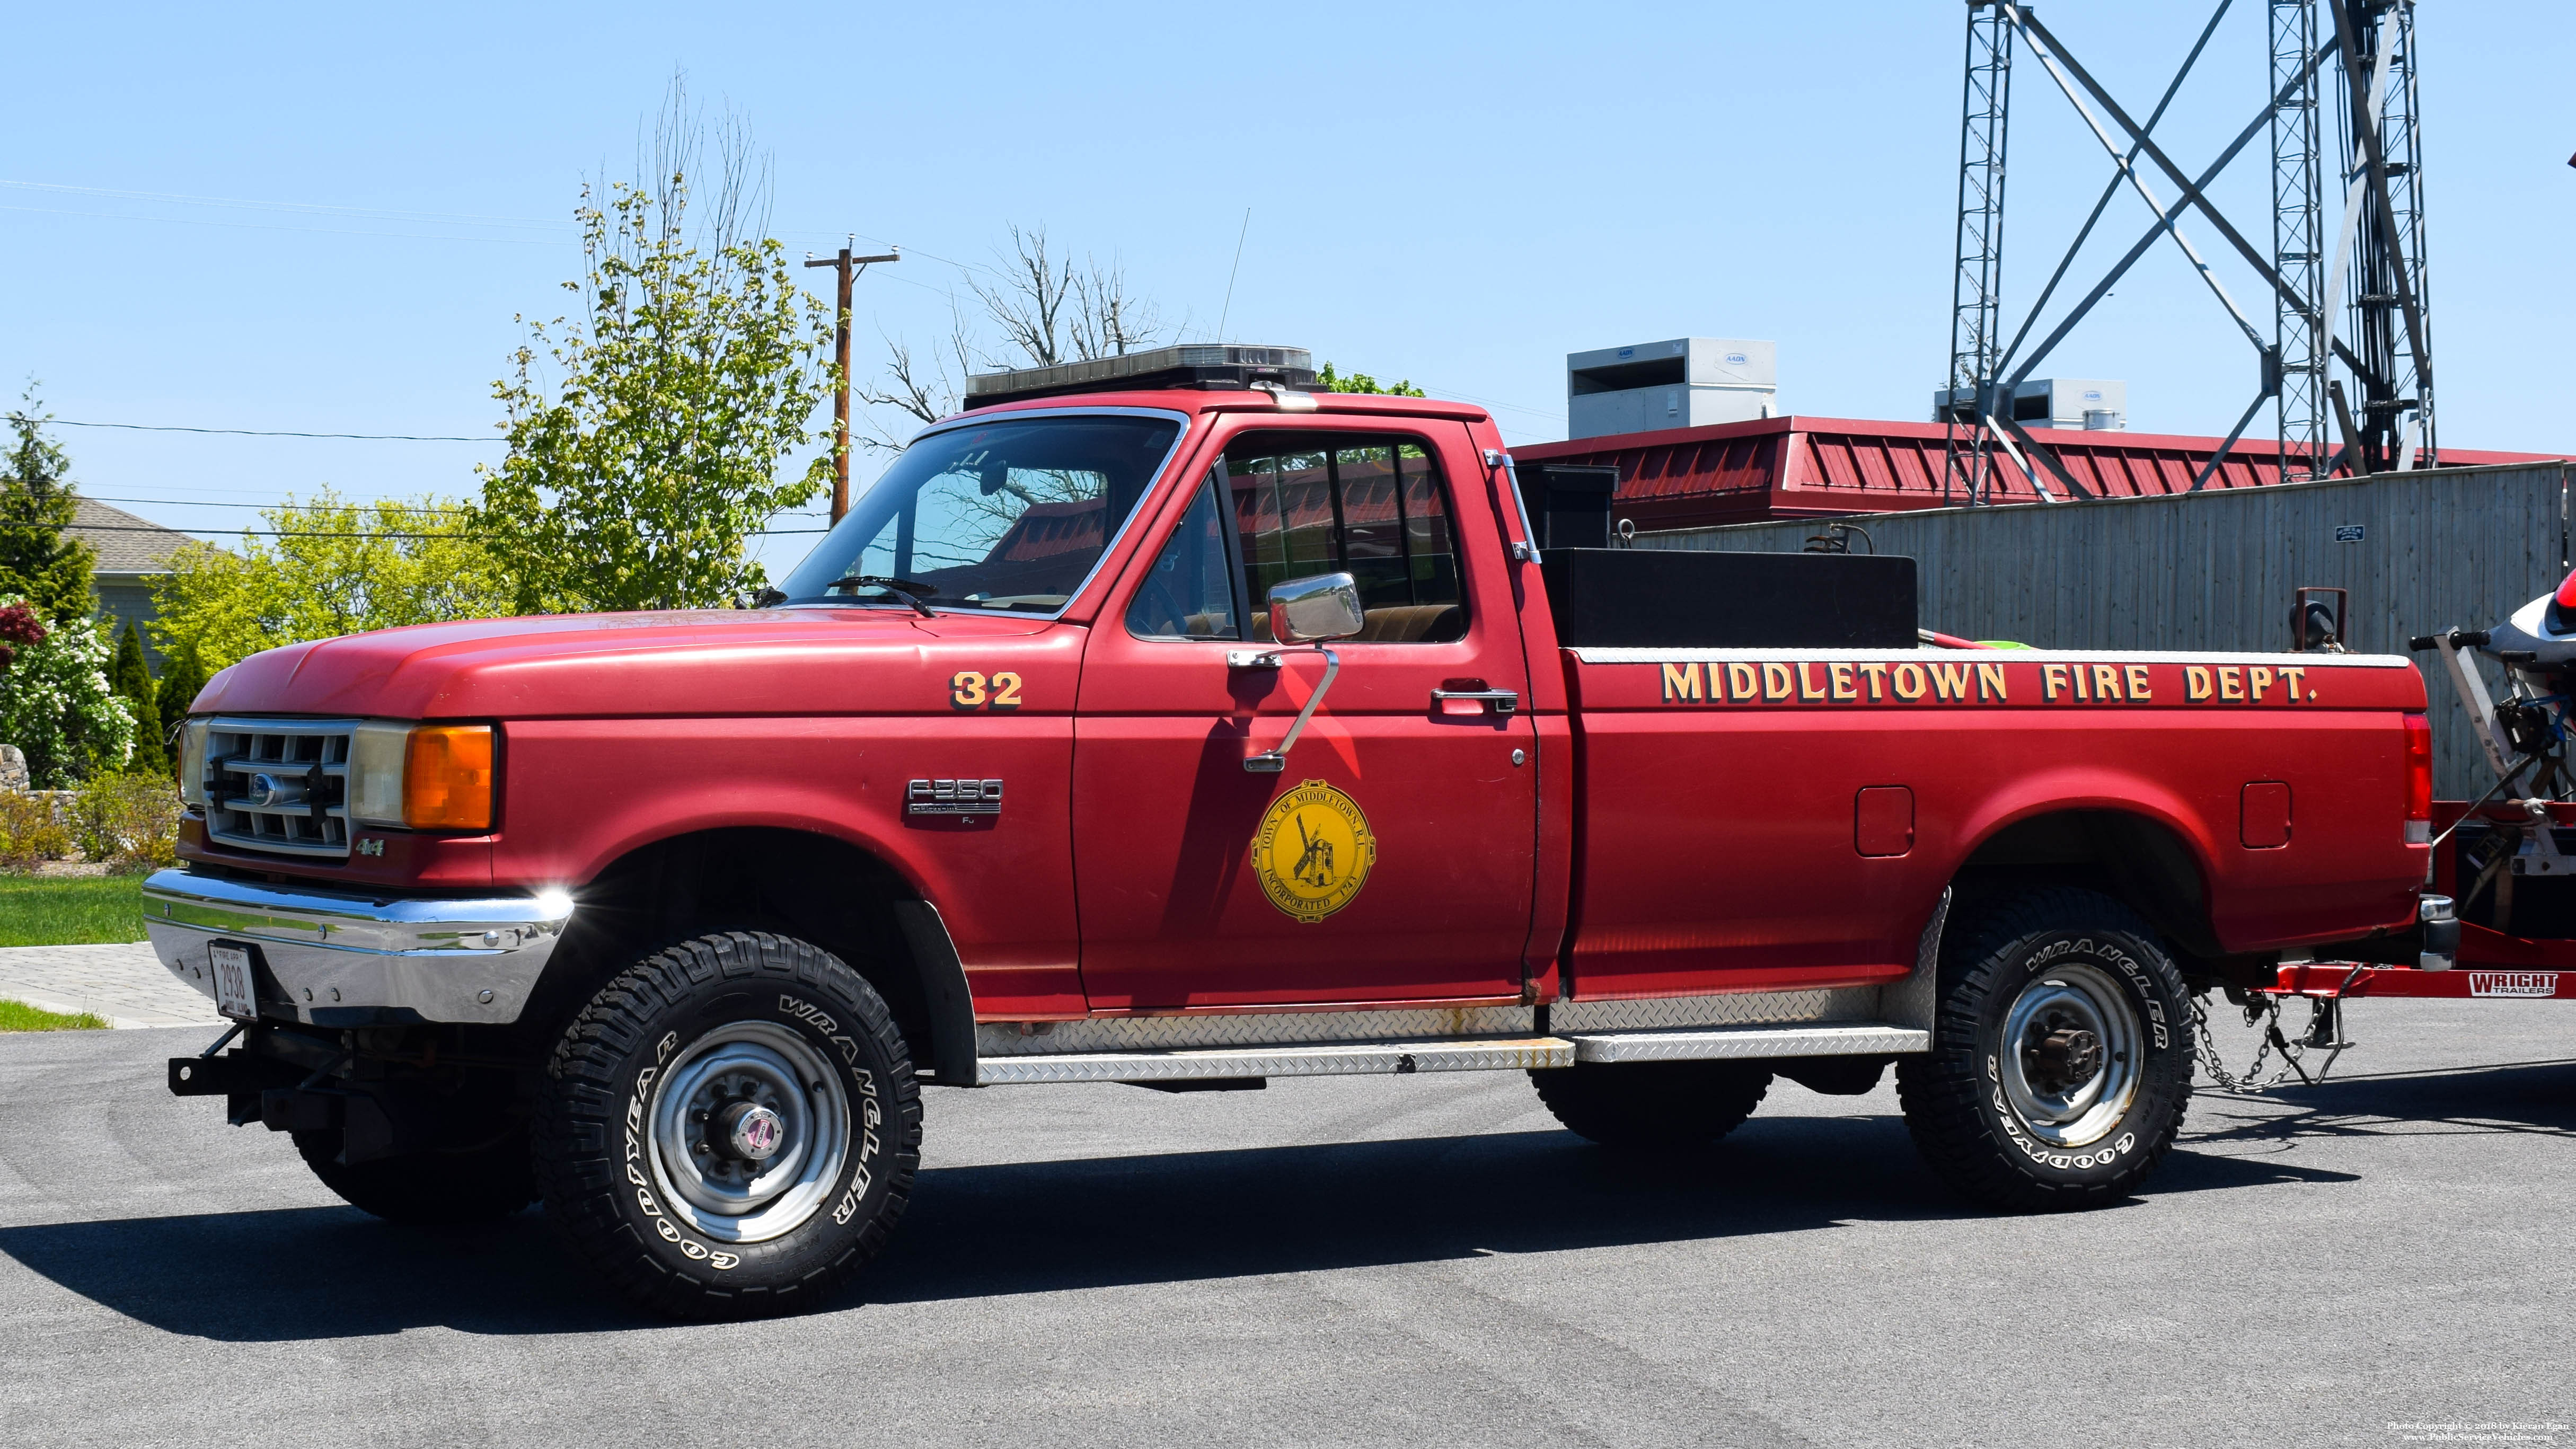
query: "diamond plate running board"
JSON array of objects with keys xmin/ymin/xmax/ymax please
[
  {"xmin": 975, "ymin": 1036, "xmax": 1573, "ymax": 1085},
  {"xmin": 1568, "ymin": 1022, "xmax": 1928, "ymax": 1064}
]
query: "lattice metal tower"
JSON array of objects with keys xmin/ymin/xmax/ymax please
[
  {"xmin": 1942, "ymin": 2, "xmax": 2013, "ymax": 505},
  {"xmin": 1938, "ymin": 2, "xmax": 2438, "ymax": 495},
  {"xmin": 2336, "ymin": 0, "xmax": 2436, "ymax": 471},
  {"xmin": 2270, "ymin": 0, "xmax": 2328, "ymax": 483}
]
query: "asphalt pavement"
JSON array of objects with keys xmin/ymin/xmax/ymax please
[
  {"xmin": 0, "ymin": 942, "xmax": 225, "ymax": 1028},
  {"xmin": 2, "ymin": 1002, "xmax": 2570, "ymax": 1448}
]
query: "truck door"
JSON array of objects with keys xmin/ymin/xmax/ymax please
[{"xmin": 1071, "ymin": 421, "xmax": 1538, "ymax": 1010}]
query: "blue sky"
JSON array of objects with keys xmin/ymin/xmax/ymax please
[{"xmin": 4, "ymin": 2, "xmax": 2569, "ymax": 570}]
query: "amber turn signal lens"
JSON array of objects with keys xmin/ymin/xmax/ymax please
[{"xmin": 405, "ymin": 724, "xmax": 494, "ymax": 830}]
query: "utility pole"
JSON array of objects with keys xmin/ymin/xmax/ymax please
[{"xmin": 804, "ymin": 238, "xmax": 900, "ymax": 524}]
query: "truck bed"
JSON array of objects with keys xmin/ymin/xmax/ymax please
[{"xmin": 1559, "ymin": 645, "xmax": 2429, "ymax": 999}]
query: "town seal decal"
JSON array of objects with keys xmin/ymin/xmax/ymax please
[{"xmin": 1249, "ymin": 780, "xmax": 1378, "ymax": 923}]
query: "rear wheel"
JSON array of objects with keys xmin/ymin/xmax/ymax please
[
  {"xmin": 1896, "ymin": 888, "xmax": 2192, "ymax": 1211},
  {"xmin": 534, "ymin": 931, "xmax": 921, "ymax": 1320},
  {"xmin": 1529, "ymin": 1059, "xmax": 1773, "ymax": 1148}
]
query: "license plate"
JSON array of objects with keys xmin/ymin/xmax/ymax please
[{"xmin": 208, "ymin": 943, "xmax": 260, "ymax": 1021}]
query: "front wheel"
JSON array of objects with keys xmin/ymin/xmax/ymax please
[
  {"xmin": 534, "ymin": 932, "xmax": 921, "ymax": 1319},
  {"xmin": 1896, "ymin": 888, "xmax": 2192, "ymax": 1211}
]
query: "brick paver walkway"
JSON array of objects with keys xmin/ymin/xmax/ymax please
[{"xmin": 0, "ymin": 942, "xmax": 225, "ymax": 1029}]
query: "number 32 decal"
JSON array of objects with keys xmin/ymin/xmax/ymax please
[{"xmin": 950, "ymin": 670, "xmax": 1024, "ymax": 711}]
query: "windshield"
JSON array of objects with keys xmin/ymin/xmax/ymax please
[{"xmin": 773, "ymin": 413, "xmax": 1184, "ymax": 614}]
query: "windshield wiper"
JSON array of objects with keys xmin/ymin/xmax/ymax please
[{"xmin": 824, "ymin": 575, "xmax": 939, "ymax": 620}]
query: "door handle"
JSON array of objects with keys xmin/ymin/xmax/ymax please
[{"xmin": 1431, "ymin": 687, "xmax": 1518, "ymax": 715}]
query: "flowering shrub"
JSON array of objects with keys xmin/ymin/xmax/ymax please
[
  {"xmin": 71, "ymin": 771, "xmax": 181, "ymax": 872},
  {"xmin": 0, "ymin": 601, "xmax": 42, "ymax": 670},
  {"xmin": 0, "ymin": 789, "xmax": 70, "ymax": 871},
  {"xmin": 0, "ymin": 596, "xmax": 133, "ymax": 787}
]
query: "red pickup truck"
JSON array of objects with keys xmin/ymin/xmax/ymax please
[{"xmin": 147, "ymin": 345, "xmax": 2437, "ymax": 1319}]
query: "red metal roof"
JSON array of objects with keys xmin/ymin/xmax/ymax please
[{"xmin": 1510, "ymin": 415, "xmax": 2568, "ymax": 531}]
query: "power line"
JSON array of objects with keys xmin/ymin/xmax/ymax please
[
  {"xmin": 80, "ymin": 496, "xmax": 474, "ymax": 513},
  {"xmin": 8, "ymin": 414, "xmax": 495, "ymax": 443},
  {"xmin": 83, "ymin": 493, "xmax": 840, "ymax": 520},
  {"xmin": 0, "ymin": 178, "xmax": 575, "ymax": 230},
  {"xmin": 69, "ymin": 523, "xmax": 829, "ymax": 540},
  {"xmin": 2, "ymin": 180, "xmax": 990, "ymax": 274},
  {"xmin": 0, "ymin": 202, "xmax": 575, "ymax": 246}
]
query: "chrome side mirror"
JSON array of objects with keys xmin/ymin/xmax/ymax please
[{"xmin": 1268, "ymin": 572, "xmax": 1365, "ymax": 645}]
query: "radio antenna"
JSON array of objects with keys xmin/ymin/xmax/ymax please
[{"xmin": 1215, "ymin": 207, "xmax": 1251, "ymax": 342}]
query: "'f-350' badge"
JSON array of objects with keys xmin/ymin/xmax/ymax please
[{"xmin": 1249, "ymin": 780, "xmax": 1378, "ymax": 924}]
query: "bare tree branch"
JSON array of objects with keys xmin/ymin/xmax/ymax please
[
  {"xmin": 858, "ymin": 223, "xmax": 1172, "ymax": 453},
  {"xmin": 1070, "ymin": 255, "xmax": 1162, "ymax": 359},
  {"xmin": 617, "ymin": 70, "xmax": 771, "ymax": 264},
  {"xmin": 971, "ymin": 225, "xmax": 1076, "ymax": 368},
  {"xmin": 855, "ymin": 299, "xmax": 981, "ymax": 452}
]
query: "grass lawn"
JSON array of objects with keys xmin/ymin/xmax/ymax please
[
  {"xmin": 0, "ymin": 999, "xmax": 110, "ymax": 1031},
  {"xmin": 0, "ymin": 873, "xmax": 148, "ymax": 948}
]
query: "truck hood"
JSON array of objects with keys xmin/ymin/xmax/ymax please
[{"xmin": 193, "ymin": 607, "xmax": 1066, "ymax": 720}]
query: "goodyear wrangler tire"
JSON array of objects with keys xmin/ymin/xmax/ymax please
[
  {"xmin": 535, "ymin": 932, "xmax": 921, "ymax": 1319},
  {"xmin": 1529, "ymin": 1059, "xmax": 1773, "ymax": 1148},
  {"xmin": 1895, "ymin": 888, "xmax": 2192, "ymax": 1212}
]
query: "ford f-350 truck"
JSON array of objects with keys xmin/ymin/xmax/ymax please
[{"xmin": 146, "ymin": 344, "xmax": 2437, "ymax": 1318}]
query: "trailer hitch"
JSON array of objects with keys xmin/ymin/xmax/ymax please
[{"xmin": 2193, "ymin": 974, "xmax": 2369, "ymax": 1094}]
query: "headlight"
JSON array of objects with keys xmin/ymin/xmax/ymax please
[
  {"xmin": 175, "ymin": 719, "xmax": 211, "ymax": 806},
  {"xmin": 349, "ymin": 722, "xmax": 495, "ymax": 831},
  {"xmin": 349, "ymin": 722, "xmax": 412, "ymax": 825}
]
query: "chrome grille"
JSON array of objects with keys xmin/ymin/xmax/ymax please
[{"xmin": 202, "ymin": 717, "xmax": 356, "ymax": 858}]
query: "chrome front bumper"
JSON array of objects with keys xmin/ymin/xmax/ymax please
[{"xmin": 140, "ymin": 868, "xmax": 574, "ymax": 1026}]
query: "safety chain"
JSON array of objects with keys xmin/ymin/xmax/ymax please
[{"xmin": 2189, "ymin": 993, "xmax": 2302, "ymax": 1095}]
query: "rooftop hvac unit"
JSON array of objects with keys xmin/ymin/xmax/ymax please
[
  {"xmin": 1931, "ymin": 377, "xmax": 2126, "ymax": 431},
  {"xmin": 1567, "ymin": 338, "xmax": 1777, "ymax": 440}
]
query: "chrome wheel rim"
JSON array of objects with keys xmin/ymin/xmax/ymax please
[
  {"xmin": 647, "ymin": 1021, "xmax": 850, "ymax": 1243},
  {"xmin": 1998, "ymin": 961, "xmax": 2139, "ymax": 1148}
]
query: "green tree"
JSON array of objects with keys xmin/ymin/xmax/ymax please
[
  {"xmin": 1315, "ymin": 363, "xmax": 1426, "ymax": 397},
  {"xmin": 0, "ymin": 386, "xmax": 97, "ymax": 625},
  {"xmin": 474, "ymin": 100, "xmax": 834, "ymax": 614},
  {"xmin": 109, "ymin": 620, "xmax": 164, "ymax": 774},
  {"xmin": 149, "ymin": 491, "xmax": 510, "ymax": 673},
  {"xmin": 155, "ymin": 638, "xmax": 210, "ymax": 730}
]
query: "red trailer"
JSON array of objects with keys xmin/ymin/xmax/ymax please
[{"xmin": 2215, "ymin": 608, "xmax": 2576, "ymax": 1091}]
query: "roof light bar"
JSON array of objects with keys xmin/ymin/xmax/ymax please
[{"xmin": 964, "ymin": 344, "xmax": 1316, "ymax": 408}]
